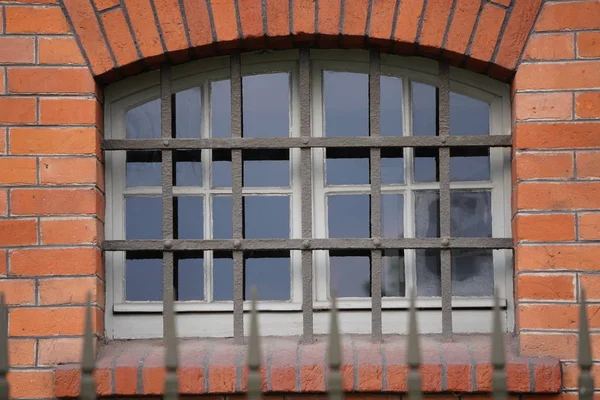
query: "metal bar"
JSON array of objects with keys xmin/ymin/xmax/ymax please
[
  {"xmin": 161, "ymin": 65, "xmax": 175, "ymax": 338},
  {"xmin": 327, "ymin": 294, "xmax": 344, "ymax": 400},
  {"xmin": 299, "ymin": 48, "xmax": 314, "ymax": 343},
  {"xmin": 104, "ymin": 237, "xmax": 514, "ymax": 251},
  {"xmin": 103, "ymin": 135, "xmax": 512, "ymax": 150},
  {"xmin": 164, "ymin": 288, "xmax": 179, "ymax": 400},
  {"xmin": 407, "ymin": 289, "xmax": 422, "ymax": 400},
  {"xmin": 80, "ymin": 292, "xmax": 95, "ymax": 400},
  {"xmin": 231, "ymin": 52, "xmax": 244, "ymax": 343},
  {"xmin": 369, "ymin": 50, "xmax": 383, "ymax": 342},
  {"xmin": 578, "ymin": 287, "xmax": 593, "ymax": 400},
  {"xmin": 491, "ymin": 290, "xmax": 507, "ymax": 400},
  {"xmin": 247, "ymin": 288, "xmax": 262, "ymax": 400},
  {"xmin": 0, "ymin": 294, "xmax": 7, "ymax": 400},
  {"xmin": 437, "ymin": 62, "xmax": 452, "ymax": 340}
]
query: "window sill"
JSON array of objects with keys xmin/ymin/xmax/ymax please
[{"xmin": 54, "ymin": 334, "xmax": 560, "ymax": 398}]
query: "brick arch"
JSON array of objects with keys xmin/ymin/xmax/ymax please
[{"xmin": 59, "ymin": 0, "xmax": 542, "ymax": 84}]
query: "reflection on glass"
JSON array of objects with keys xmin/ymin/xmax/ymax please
[
  {"xmin": 381, "ymin": 148, "xmax": 404, "ymax": 184},
  {"xmin": 126, "ymin": 254, "xmax": 162, "ymax": 301},
  {"xmin": 243, "ymin": 73, "xmax": 290, "ymax": 138},
  {"xmin": 126, "ymin": 99, "xmax": 160, "ymax": 139},
  {"xmin": 450, "ymin": 92, "xmax": 489, "ymax": 135},
  {"xmin": 176, "ymin": 196, "xmax": 203, "ymax": 239},
  {"xmin": 177, "ymin": 255, "xmax": 204, "ymax": 300},
  {"xmin": 211, "ymin": 80, "xmax": 231, "ymax": 138},
  {"xmin": 328, "ymin": 195, "xmax": 369, "ymax": 238},
  {"xmin": 213, "ymin": 196, "xmax": 232, "ymax": 239},
  {"xmin": 383, "ymin": 250, "xmax": 405, "ymax": 297},
  {"xmin": 175, "ymin": 150, "xmax": 202, "ymax": 186},
  {"xmin": 245, "ymin": 253, "xmax": 290, "ymax": 300},
  {"xmin": 244, "ymin": 150, "xmax": 289, "ymax": 187},
  {"xmin": 412, "ymin": 82, "xmax": 436, "ymax": 136},
  {"xmin": 330, "ymin": 253, "xmax": 370, "ymax": 297},
  {"xmin": 324, "ymin": 71, "xmax": 368, "ymax": 137},
  {"xmin": 213, "ymin": 254, "xmax": 233, "ymax": 301},
  {"xmin": 381, "ymin": 76, "xmax": 403, "ymax": 136},
  {"xmin": 176, "ymin": 87, "xmax": 202, "ymax": 138},
  {"xmin": 382, "ymin": 194, "xmax": 404, "ymax": 238},
  {"xmin": 126, "ymin": 197, "xmax": 162, "ymax": 239},
  {"xmin": 414, "ymin": 191, "xmax": 439, "ymax": 238},
  {"xmin": 416, "ymin": 250, "xmax": 440, "ymax": 296},
  {"xmin": 126, "ymin": 151, "xmax": 161, "ymax": 187},
  {"xmin": 244, "ymin": 196, "xmax": 289, "ymax": 239},
  {"xmin": 451, "ymin": 191, "xmax": 492, "ymax": 237}
]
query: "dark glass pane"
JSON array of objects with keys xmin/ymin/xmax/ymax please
[
  {"xmin": 175, "ymin": 87, "xmax": 202, "ymax": 138},
  {"xmin": 175, "ymin": 150, "xmax": 202, "ymax": 186},
  {"xmin": 125, "ymin": 254, "xmax": 162, "ymax": 301},
  {"xmin": 382, "ymin": 250, "xmax": 405, "ymax": 297},
  {"xmin": 245, "ymin": 252, "xmax": 290, "ymax": 300},
  {"xmin": 411, "ymin": 82, "xmax": 436, "ymax": 136},
  {"xmin": 126, "ymin": 197, "xmax": 162, "ymax": 240},
  {"xmin": 414, "ymin": 148, "xmax": 437, "ymax": 182},
  {"xmin": 450, "ymin": 154, "xmax": 490, "ymax": 181},
  {"xmin": 414, "ymin": 191, "xmax": 439, "ymax": 238},
  {"xmin": 450, "ymin": 92, "xmax": 489, "ymax": 135},
  {"xmin": 328, "ymin": 195, "xmax": 369, "ymax": 238},
  {"xmin": 176, "ymin": 196, "xmax": 203, "ymax": 239},
  {"xmin": 324, "ymin": 71, "xmax": 368, "ymax": 137},
  {"xmin": 177, "ymin": 255, "xmax": 204, "ymax": 300},
  {"xmin": 416, "ymin": 249, "xmax": 440, "ymax": 296},
  {"xmin": 452, "ymin": 249, "xmax": 493, "ymax": 296},
  {"xmin": 381, "ymin": 75, "xmax": 403, "ymax": 136},
  {"xmin": 243, "ymin": 150, "xmax": 289, "ymax": 187},
  {"xmin": 381, "ymin": 148, "xmax": 404, "ymax": 184},
  {"xmin": 213, "ymin": 196, "xmax": 232, "ymax": 239},
  {"xmin": 126, "ymin": 99, "xmax": 160, "ymax": 139},
  {"xmin": 211, "ymin": 79, "xmax": 231, "ymax": 138},
  {"xmin": 326, "ymin": 148, "xmax": 369, "ymax": 185},
  {"xmin": 330, "ymin": 253, "xmax": 370, "ymax": 297},
  {"xmin": 126, "ymin": 151, "xmax": 161, "ymax": 187},
  {"xmin": 213, "ymin": 253, "xmax": 233, "ymax": 301},
  {"xmin": 243, "ymin": 73, "xmax": 290, "ymax": 138},
  {"xmin": 451, "ymin": 191, "xmax": 492, "ymax": 237},
  {"xmin": 244, "ymin": 196, "xmax": 289, "ymax": 239},
  {"xmin": 212, "ymin": 149, "xmax": 232, "ymax": 187},
  {"xmin": 382, "ymin": 194, "xmax": 404, "ymax": 238}
]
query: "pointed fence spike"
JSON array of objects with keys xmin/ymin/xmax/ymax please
[
  {"xmin": 491, "ymin": 288, "xmax": 507, "ymax": 400},
  {"xmin": 247, "ymin": 287, "xmax": 262, "ymax": 400},
  {"xmin": 407, "ymin": 288, "xmax": 422, "ymax": 400},
  {"xmin": 578, "ymin": 287, "xmax": 593, "ymax": 400},
  {"xmin": 163, "ymin": 288, "xmax": 179, "ymax": 400},
  {"xmin": 80, "ymin": 291, "xmax": 96, "ymax": 400},
  {"xmin": 327, "ymin": 292, "xmax": 343, "ymax": 400},
  {"xmin": 0, "ymin": 293, "xmax": 9, "ymax": 400}
]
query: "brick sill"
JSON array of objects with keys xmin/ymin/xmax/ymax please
[{"xmin": 54, "ymin": 335, "xmax": 560, "ymax": 398}]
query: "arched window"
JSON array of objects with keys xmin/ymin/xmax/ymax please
[{"xmin": 104, "ymin": 50, "xmax": 512, "ymax": 339}]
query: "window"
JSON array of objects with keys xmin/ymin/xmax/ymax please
[{"xmin": 104, "ymin": 50, "xmax": 512, "ymax": 339}]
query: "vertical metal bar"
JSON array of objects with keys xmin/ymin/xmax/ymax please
[
  {"xmin": 437, "ymin": 62, "xmax": 452, "ymax": 339},
  {"xmin": 407, "ymin": 289, "xmax": 422, "ymax": 400},
  {"xmin": 247, "ymin": 288, "xmax": 262, "ymax": 400},
  {"xmin": 369, "ymin": 50, "xmax": 383, "ymax": 342},
  {"xmin": 81, "ymin": 292, "xmax": 95, "ymax": 400},
  {"xmin": 491, "ymin": 289, "xmax": 507, "ymax": 400},
  {"xmin": 0, "ymin": 294, "xmax": 8, "ymax": 400},
  {"xmin": 230, "ymin": 53, "xmax": 244, "ymax": 343},
  {"xmin": 327, "ymin": 293, "xmax": 344, "ymax": 400},
  {"xmin": 164, "ymin": 289, "xmax": 179, "ymax": 400},
  {"xmin": 579, "ymin": 287, "xmax": 593, "ymax": 400},
  {"xmin": 299, "ymin": 48, "xmax": 314, "ymax": 343},
  {"xmin": 161, "ymin": 65, "xmax": 175, "ymax": 339}
]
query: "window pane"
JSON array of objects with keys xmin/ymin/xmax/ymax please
[
  {"xmin": 245, "ymin": 252, "xmax": 290, "ymax": 300},
  {"xmin": 126, "ymin": 99, "xmax": 160, "ymax": 139},
  {"xmin": 177, "ymin": 254, "xmax": 204, "ymax": 301},
  {"xmin": 381, "ymin": 76, "xmax": 403, "ymax": 136},
  {"xmin": 382, "ymin": 194, "xmax": 404, "ymax": 238},
  {"xmin": 175, "ymin": 87, "xmax": 202, "ymax": 138},
  {"xmin": 212, "ymin": 149, "xmax": 231, "ymax": 187},
  {"xmin": 381, "ymin": 148, "xmax": 404, "ymax": 184},
  {"xmin": 213, "ymin": 253, "xmax": 233, "ymax": 301},
  {"xmin": 383, "ymin": 250, "xmax": 405, "ymax": 297},
  {"xmin": 211, "ymin": 79, "xmax": 231, "ymax": 138},
  {"xmin": 213, "ymin": 196, "xmax": 232, "ymax": 239},
  {"xmin": 450, "ymin": 92, "xmax": 489, "ymax": 135},
  {"xmin": 175, "ymin": 150, "xmax": 202, "ymax": 186},
  {"xmin": 450, "ymin": 151, "xmax": 490, "ymax": 181},
  {"xmin": 415, "ymin": 191, "xmax": 439, "ymax": 238},
  {"xmin": 126, "ymin": 151, "xmax": 161, "ymax": 187},
  {"xmin": 328, "ymin": 195, "xmax": 369, "ymax": 238},
  {"xmin": 243, "ymin": 73, "xmax": 290, "ymax": 138},
  {"xmin": 176, "ymin": 196, "xmax": 204, "ymax": 239},
  {"xmin": 451, "ymin": 191, "xmax": 492, "ymax": 237},
  {"xmin": 126, "ymin": 197, "xmax": 162, "ymax": 240},
  {"xmin": 452, "ymin": 249, "xmax": 493, "ymax": 296},
  {"xmin": 244, "ymin": 196, "xmax": 289, "ymax": 239},
  {"xmin": 326, "ymin": 148, "xmax": 369, "ymax": 185},
  {"xmin": 244, "ymin": 149, "xmax": 289, "ymax": 187},
  {"xmin": 411, "ymin": 82, "xmax": 436, "ymax": 136},
  {"xmin": 414, "ymin": 148, "xmax": 437, "ymax": 182},
  {"xmin": 324, "ymin": 71, "xmax": 368, "ymax": 137},
  {"xmin": 416, "ymin": 249, "xmax": 440, "ymax": 296},
  {"xmin": 126, "ymin": 253, "xmax": 162, "ymax": 301},
  {"xmin": 330, "ymin": 252, "xmax": 370, "ymax": 297}
]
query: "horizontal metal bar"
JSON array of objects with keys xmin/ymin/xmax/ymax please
[
  {"xmin": 103, "ymin": 135, "xmax": 512, "ymax": 150},
  {"xmin": 104, "ymin": 237, "xmax": 513, "ymax": 251}
]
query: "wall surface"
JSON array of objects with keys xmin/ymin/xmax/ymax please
[{"xmin": 0, "ymin": 0, "xmax": 598, "ymax": 398}]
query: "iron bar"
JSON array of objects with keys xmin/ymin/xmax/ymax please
[
  {"xmin": 80, "ymin": 292, "xmax": 95, "ymax": 400},
  {"xmin": 327, "ymin": 293, "xmax": 344, "ymax": 400},
  {"xmin": 491, "ymin": 289, "xmax": 507, "ymax": 400},
  {"xmin": 407, "ymin": 289, "xmax": 422, "ymax": 400},
  {"xmin": 164, "ymin": 289, "xmax": 179, "ymax": 400},
  {"xmin": 247, "ymin": 288, "xmax": 262, "ymax": 400},
  {"xmin": 579, "ymin": 287, "xmax": 593, "ymax": 400}
]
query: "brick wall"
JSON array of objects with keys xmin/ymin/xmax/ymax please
[{"xmin": 0, "ymin": 0, "xmax": 598, "ymax": 398}]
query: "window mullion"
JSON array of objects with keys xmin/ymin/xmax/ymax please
[{"xmin": 403, "ymin": 76, "xmax": 417, "ymax": 301}]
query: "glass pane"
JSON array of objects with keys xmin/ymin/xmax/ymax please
[
  {"xmin": 126, "ymin": 99, "xmax": 160, "ymax": 139},
  {"xmin": 211, "ymin": 79, "xmax": 231, "ymax": 138},
  {"xmin": 382, "ymin": 250, "xmax": 405, "ymax": 297},
  {"xmin": 244, "ymin": 150, "xmax": 289, "ymax": 187},
  {"xmin": 126, "ymin": 197, "xmax": 162, "ymax": 240},
  {"xmin": 175, "ymin": 87, "xmax": 202, "ymax": 138},
  {"xmin": 330, "ymin": 253, "xmax": 370, "ymax": 297},
  {"xmin": 125, "ymin": 253, "xmax": 162, "ymax": 301},
  {"xmin": 212, "ymin": 149, "xmax": 231, "ymax": 187},
  {"xmin": 176, "ymin": 196, "xmax": 203, "ymax": 239},
  {"xmin": 451, "ymin": 191, "xmax": 492, "ymax": 237},
  {"xmin": 450, "ymin": 92, "xmax": 489, "ymax": 135},
  {"xmin": 381, "ymin": 148, "xmax": 404, "ymax": 184},
  {"xmin": 381, "ymin": 75, "xmax": 403, "ymax": 136},
  {"xmin": 126, "ymin": 151, "xmax": 161, "ymax": 187},
  {"xmin": 324, "ymin": 71, "xmax": 368, "ymax": 137},
  {"xmin": 243, "ymin": 73, "xmax": 290, "ymax": 138},
  {"xmin": 411, "ymin": 82, "xmax": 436, "ymax": 136},
  {"xmin": 414, "ymin": 148, "xmax": 437, "ymax": 182},
  {"xmin": 175, "ymin": 150, "xmax": 202, "ymax": 186},
  {"xmin": 328, "ymin": 195, "xmax": 369, "ymax": 238},
  {"xmin": 245, "ymin": 253, "xmax": 290, "ymax": 300},
  {"xmin": 213, "ymin": 196, "xmax": 232, "ymax": 239},
  {"xmin": 177, "ymin": 255, "xmax": 204, "ymax": 300},
  {"xmin": 451, "ymin": 152, "xmax": 490, "ymax": 181},
  {"xmin": 452, "ymin": 249, "xmax": 493, "ymax": 296},
  {"xmin": 416, "ymin": 249, "xmax": 440, "ymax": 296},
  {"xmin": 382, "ymin": 194, "xmax": 404, "ymax": 238},
  {"xmin": 326, "ymin": 148, "xmax": 369, "ymax": 185},
  {"xmin": 244, "ymin": 196, "xmax": 289, "ymax": 239},
  {"xmin": 414, "ymin": 191, "xmax": 439, "ymax": 238},
  {"xmin": 213, "ymin": 253, "xmax": 233, "ymax": 301}
]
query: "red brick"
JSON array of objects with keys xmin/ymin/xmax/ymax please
[
  {"xmin": 517, "ymin": 181, "xmax": 600, "ymax": 210},
  {"xmin": 93, "ymin": 0, "xmax": 118, "ymax": 10},
  {"xmin": 238, "ymin": 0, "xmax": 263, "ymax": 42},
  {"xmin": 467, "ymin": 4, "xmax": 505, "ymax": 71},
  {"xmin": 10, "ymin": 247, "xmax": 102, "ymax": 276},
  {"xmin": 0, "ymin": 279, "xmax": 35, "ymax": 305},
  {"xmin": 5, "ymin": 6, "xmax": 68, "ymax": 33},
  {"xmin": 581, "ymin": 275, "xmax": 600, "ymax": 301},
  {"xmin": 39, "ymin": 276, "xmax": 104, "ymax": 306},
  {"xmin": 210, "ymin": 0, "xmax": 240, "ymax": 47},
  {"xmin": 517, "ymin": 274, "xmax": 575, "ymax": 301},
  {"xmin": 490, "ymin": 0, "xmax": 510, "ymax": 6},
  {"xmin": 577, "ymin": 151, "xmax": 600, "ymax": 179},
  {"xmin": 292, "ymin": 0, "xmax": 315, "ymax": 41},
  {"xmin": 317, "ymin": 0, "xmax": 342, "ymax": 46},
  {"xmin": 0, "ymin": 37, "xmax": 35, "ymax": 63},
  {"xmin": 266, "ymin": 0, "xmax": 289, "ymax": 38},
  {"xmin": 0, "ymin": 157, "xmax": 37, "ymax": 185},
  {"xmin": 0, "ymin": 67, "xmax": 4, "ymax": 93},
  {"xmin": 0, "ymin": 219, "xmax": 37, "ymax": 246},
  {"xmin": 0, "ymin": 190, "xmax": 6, "ymax": 217},
  {"xmin": 0, "ymin": 97, "xmax": 36, "ymax": 124},
  {"xmin": 514, "ymin": 213, "xmax": 575, "ymax": 242},
  {"xmin": 9, "ymin": 339, "xmax": 35, "ymax": 367},
  {"xmin": 518, "ymin": 304, "xmax": 600, "ymax": 330},
  {"xmin": 516, "ymin": 244, "xmax": 600, "ymax": 272},
  {"xmin": 8, "ymin": 67, "xmax": 95, "ymax": 94},
  {"xmin": 514, "ymin": 152, "xmax": 574, "ymax": 180},
  {"xmin": 41, "ymin": 216, "xmax": 102, "ymax": 245},
  {"xmin": 38, "ymin": 36, "xmax": 86, "ymax": 64},
  {"xmin": 523, "ymin": 33, "xmax": 575, "ymax": 61},
  {"xmin": 341, "ymin": 0, "xmax": 368, "ymax": 47},
  {"xmin": 153, "ymin": 0, "xmax": 189, "ymax": 59},
  {"xmin": 514, "ymin": 92, "xmax": 572, "ymax": 121},
  {"xmin": 38, "ymin": 337, "xmax": 85, "ymax": 365},
  {"xmin": 11, "ymin": 188, "xmax": 103, "ymax": 216},
  {"xmin": 10, "ymin": 307, "xmax": 101, "ymax": 336},
  {"xmin": 514, "ymin": 62, "xmax": 600, "ymax": 91},
  {"xmin": 39, "ymin": 97, "xmax": 101, "ymax": 126},
  {"xmin": 576, "ymin": 92, "xmax": 600, "ymax": 119},
  {"xmin": 444, "ymin": 0, "xmax": 479, "ymax": 59},
  {"xmin": 520, "ymin": 333, "xmax": 577, "ymax": 359},
  {"xmin": 393, "ymin": 0, "xmax": 424, "ymax": 51},
  {"xmin": 580, "ymin": 213, "xmax": 600, "ymax": 241},
  {"xmin": 562, "ymin": 363, "xmax": 600, "ymax": 390},
  {"xmin": 182, "ymin": 0, "xmax": 213, "ymax": 51},
  {"xmin": 123, "ymin": 0, "xmax": 165, "ymax": 64},
  {"xmin": 355, "ymin": 340, "xmax": 382, "ymax": 391},
  {"xmin": 9, "ymin": 127, "xmax": 101, "ymax": 156},
  {"xmin": 419, "ymin": 0, "xmax": 452, "ymax": 54},
  {"xmin": 536, "ymin": 1, "xmax": 600, "ymax": 32},
  {"xmin": 55, "ymin": 368, "xmax": 80, "ymax": 398},
  {"xmin": 8, "ymin": 370, "xmax": 54, "ymax": 399},
  {"xmin": 578, "ymin": 32, "xmax": 600, "ymax": 58},
  {"xmin": 368, "ymin": 0, "xmax": 395, "ymax": 45},
  {"xmin": 102, "ymin": 8, "xmax": 139, "ymax": 67},
  {"xmin": 515, "ymin": 123, "xmax": 600, "ymax": 150},
  {"xmin": 0, "ymin": 250, "xmax": 5, "ymax": 276},
  {"xmin": 40, "ymin": 157, "xmax": 103, "ymax": 187}
]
